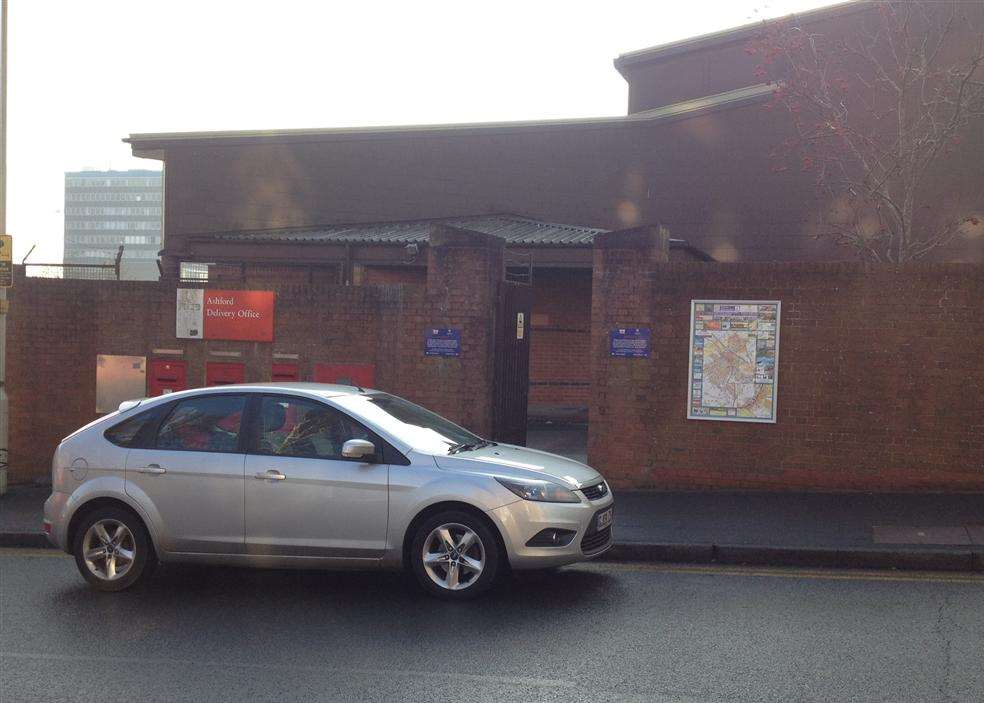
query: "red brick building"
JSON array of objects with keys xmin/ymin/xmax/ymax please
[{"xmin": 123, "ymin": 1, "xmax": 984, "ymax": 419}]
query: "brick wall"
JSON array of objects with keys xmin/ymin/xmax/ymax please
[
  {"xmin": 7, "ymin": 226, "xmax": 503, "ymax": 484},
  {"xmin": 529, "ymin": 269, "xmax": 592, "ymax": 415},
  {"xmin": 363, "ymin": 265, "xmax": 426, "ymax": 286},
  {"xmin": 589, "ymin": 227, "xmax": 984, "ymax": 491}
]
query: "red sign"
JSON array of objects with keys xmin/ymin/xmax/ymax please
[{"xmin": 202, "ymin": 290, "xmax": 275, "ymax": 342}]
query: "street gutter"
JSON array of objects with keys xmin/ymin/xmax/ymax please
[
  {"xmin": 3, "ymin": 531, "xmax": 982, "ymax": 573},
  {"xmin": 604, "ymin": 542, "xmax": 984, "ymax": 573}
]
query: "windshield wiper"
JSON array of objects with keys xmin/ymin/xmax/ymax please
[{"xmin": 448, "ymin": 439, "xmax": 497, "ymax": 455}]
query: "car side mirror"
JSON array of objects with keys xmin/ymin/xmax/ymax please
[{"xmin": 341, "ymin": 438, "xmax": 377, "ymax": 462}]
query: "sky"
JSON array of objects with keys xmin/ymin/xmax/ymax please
[{"xmin": 7, "ymin": 0, "xmax": 843, "ymax": 263}]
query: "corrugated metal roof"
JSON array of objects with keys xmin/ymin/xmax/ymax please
[{"xmin": 210, "ymin": 215, "xmax": 610, "ymax": 247}]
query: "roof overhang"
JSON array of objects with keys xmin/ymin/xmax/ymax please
[
  {"xmin": 613, "ymin": 0, "xmax": 870, "ymax": 78},
  {"xmin": 124, "ymin": 83, "xmax": 777, "ymax": 158}
]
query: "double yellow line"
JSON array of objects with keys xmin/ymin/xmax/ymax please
[{"xmin": 578, "ymin": 561, "xmax": 984, "ymax": 584}]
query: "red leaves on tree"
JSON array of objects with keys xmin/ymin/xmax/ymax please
[{"xmin": 745, "ymin": 0, "xmax": 984, "ymax": 261}]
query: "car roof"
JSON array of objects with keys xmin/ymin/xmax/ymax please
[
  {"xmin": 121, "ymin": 382, "xmax": 373, "ymax": 411},
  {"xmin": 213, "ymin": 382, "xmax": 369, "ymax": 396}
]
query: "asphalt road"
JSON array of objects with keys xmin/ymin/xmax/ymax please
[{"xmin": 1, "ymin": 550, "xmax": 982, "ymax": 703}]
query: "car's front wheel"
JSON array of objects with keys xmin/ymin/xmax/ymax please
[
  {"xmin": 73, "ymin": 506, "xmax": 155, "ymax": 592},
  {"xmin": 409, "ymin": 510, "xmax": 502, "ymax": 600}
]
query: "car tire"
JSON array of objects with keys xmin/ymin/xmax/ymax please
[
  {"xmin": 73, "ymin": 506, "xmax": 155, "ymax": 592},
  {"xmin": 409, "ymin": 510, "xmax": 502, "ymax": 600}
]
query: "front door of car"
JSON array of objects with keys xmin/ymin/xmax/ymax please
[
  {"xmin": 244, "ymin": 395, "xmax": 389, "ymax": 558},
  {"xmin": 124, "ymin": 393, "xmax": 247, "ymax": 554}
]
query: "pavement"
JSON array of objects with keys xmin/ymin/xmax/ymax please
[
  {"xmin": 0, "ymin": 485, "xmax": 52, "ymax": 548},
  {"xmin": 4, "ymin": 480, "xmax": 984, "ymax": 572},
  {"xmin": 2, "ymin": 550, "xmax": 982, "ymax": 702}
]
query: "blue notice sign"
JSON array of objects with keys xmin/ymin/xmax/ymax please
[
  {"xmin": 425, "ymin": 328, "xmax": 461, "ymax": 357},
  {"xmin": 609, "ymin": 328, "xmax": 651, "ymax": 358}
]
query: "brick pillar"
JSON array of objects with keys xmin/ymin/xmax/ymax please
[
  {"xmin": 406, "ymin": 224, "xmax": 503, "ymax": 436},
  {"xmin": 588, "ymin": 224, "xmax": 669, "ymax": 484},
  {"xmin": 159, "ymin": 254, "xmax": 181, "ymax": 281},
  {"xmin": 426, "ymin": 224, "xmax": 503, "ymax": 310}
]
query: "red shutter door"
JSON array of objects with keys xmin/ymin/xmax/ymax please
[
  {"xmin": 148, "ymin": 359, "xmax": 188, "ymax": 396},
  {"xmin": 205, "ymin": 362, "xmax": 246, "ymax": 387}
]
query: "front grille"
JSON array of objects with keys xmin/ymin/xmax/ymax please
[
  {"xmin": 580, "ymin": 481, "xmax": 608, "ymax": 501},
  {"xmin": 580, "ymin": 526, "xmax": 612, "ymax": 554}
]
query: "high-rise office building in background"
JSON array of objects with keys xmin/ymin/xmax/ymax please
[{"xmin": 63, "ymin": 169, "xmax": 162, "ymax": 280}]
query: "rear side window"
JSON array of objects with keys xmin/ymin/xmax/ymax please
[
  {"xmin": 104, "ymin": 406, "xmax": 166, "ymax": 448},
  {"xmin": 156, "ymin": 395, "xmax": 246, "ymax": 453}
]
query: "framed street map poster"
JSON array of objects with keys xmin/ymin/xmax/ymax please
[{"xmin": 687, "ymin": 300, "xmax": 781, "ymax": 423}]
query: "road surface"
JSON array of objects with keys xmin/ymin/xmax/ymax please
[{"xmin": 1, "ymin": 549, "xmax": 981, "ymax": 702}]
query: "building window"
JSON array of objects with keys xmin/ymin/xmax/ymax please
[{"xmin": 180, "ymin": 262, "xmax": 210, "ymax": 281}]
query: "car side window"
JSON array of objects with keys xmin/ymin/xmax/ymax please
[
  {"xmin": 255, "ymin": 396, "xmax": 373, "ymax": 460},
  {"xmin": 104, "ymin": 406, "xmax": 166, "ymax": 448},
  {"xmin": 155, "ymin": 395, "xmax": 246, "ymax": 453}
]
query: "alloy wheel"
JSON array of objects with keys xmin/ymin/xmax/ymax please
[
  {"xmin": 82, "ymin": 518, "xmax": 136, "ymax": 582},
  {"xmin": 421, "ymin": 522, "xmax": 485, "ymax": 591}
]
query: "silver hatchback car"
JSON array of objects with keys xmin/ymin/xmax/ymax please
[{"xmin": 44, "ymin": 383, "xmax": 614, "ymax": 599}]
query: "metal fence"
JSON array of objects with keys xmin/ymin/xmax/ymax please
[
  {"xmin": 24, "ymin": 245, "xmax": 124, "ymax": 280},
  {"xmin": 504, "ymin": 250, "xmax": 533, "ymax": 285},
  {"xmin": 178, "ymin": 261, "xmax": 346, "ymax": 286}
]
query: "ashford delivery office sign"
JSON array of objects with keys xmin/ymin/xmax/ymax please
[{"xmin": 176, "ymin": 289, "xmax": 275, "ymax": 342}]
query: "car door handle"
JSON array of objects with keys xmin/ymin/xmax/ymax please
[
  {"xmin": 134, "ymin": 464, "xmax": 166, "ymax": 475},
  {"xmin": 255, "ymin": 470, "xmax": 286, "ymax": 481}
]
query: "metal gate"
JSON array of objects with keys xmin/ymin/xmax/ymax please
[{"xmin": 491, "ymin": 280, "xmax": 533, "ymax": 445}]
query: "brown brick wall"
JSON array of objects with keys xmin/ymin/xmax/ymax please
[
  {"xmin": 7, "ymin": 226, "xmax": 502, "ymax": 484},
  {"xmin": 364, "ymin": 266, "xmax": 427, "ymax": 286},
  {"xmin": 589, "ymin": 228, "xmax": 984, "ymax": 491},
  {"xmin": 529, "ymin": 269, "xmax": 592, "ymax": 413}
]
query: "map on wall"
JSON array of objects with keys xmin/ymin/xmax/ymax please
[{"xmin": 687, "ymin": 300, "xmax": 781, "ymax": 423}]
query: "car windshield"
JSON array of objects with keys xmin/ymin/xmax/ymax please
[{"xmin": 331, "ymin": 392, "xmax": 485, "ymax": 454}]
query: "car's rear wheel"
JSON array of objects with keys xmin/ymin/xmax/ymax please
[
  {"xmin": 73, "ymin": 507, "xmax": 155, "ymax": 592},
  {"xmin": 410, "ymin": 510, "xmax": 502, "ymax": 600}
]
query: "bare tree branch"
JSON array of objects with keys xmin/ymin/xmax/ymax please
[{"xmin": 750, "ymin": 0, "xmax": 984, "ymax": 261}]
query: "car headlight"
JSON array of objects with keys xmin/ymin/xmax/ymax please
[{"xmin": 495, "ymin": 477, "xmax": 580, "ymax": 503}]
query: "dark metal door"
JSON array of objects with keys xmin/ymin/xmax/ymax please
[{"xmin": 492, "ymin": 281, "xmax": 533, "ymax": 445}]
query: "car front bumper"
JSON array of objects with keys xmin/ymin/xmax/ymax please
[{"xmin": 490, "ymin": 491, "xmax": 614, "ymax": 569}]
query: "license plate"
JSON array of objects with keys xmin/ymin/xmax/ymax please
[{"xmin": 596, "ymin": 508, "xmax": 613, "ymax": 531}]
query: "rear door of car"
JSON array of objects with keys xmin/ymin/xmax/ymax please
[
  {"xmin": 124, "ymin": 393, "xmax": 248, "ymax": 554},
  {"xmin": 243, "ymin": 394, "xmax": 389, "ymax": 558}
]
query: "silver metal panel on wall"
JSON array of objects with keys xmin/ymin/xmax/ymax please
[{"xmin": 96, "ymin": 355, "xmax": 147, "ymax": 414}]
